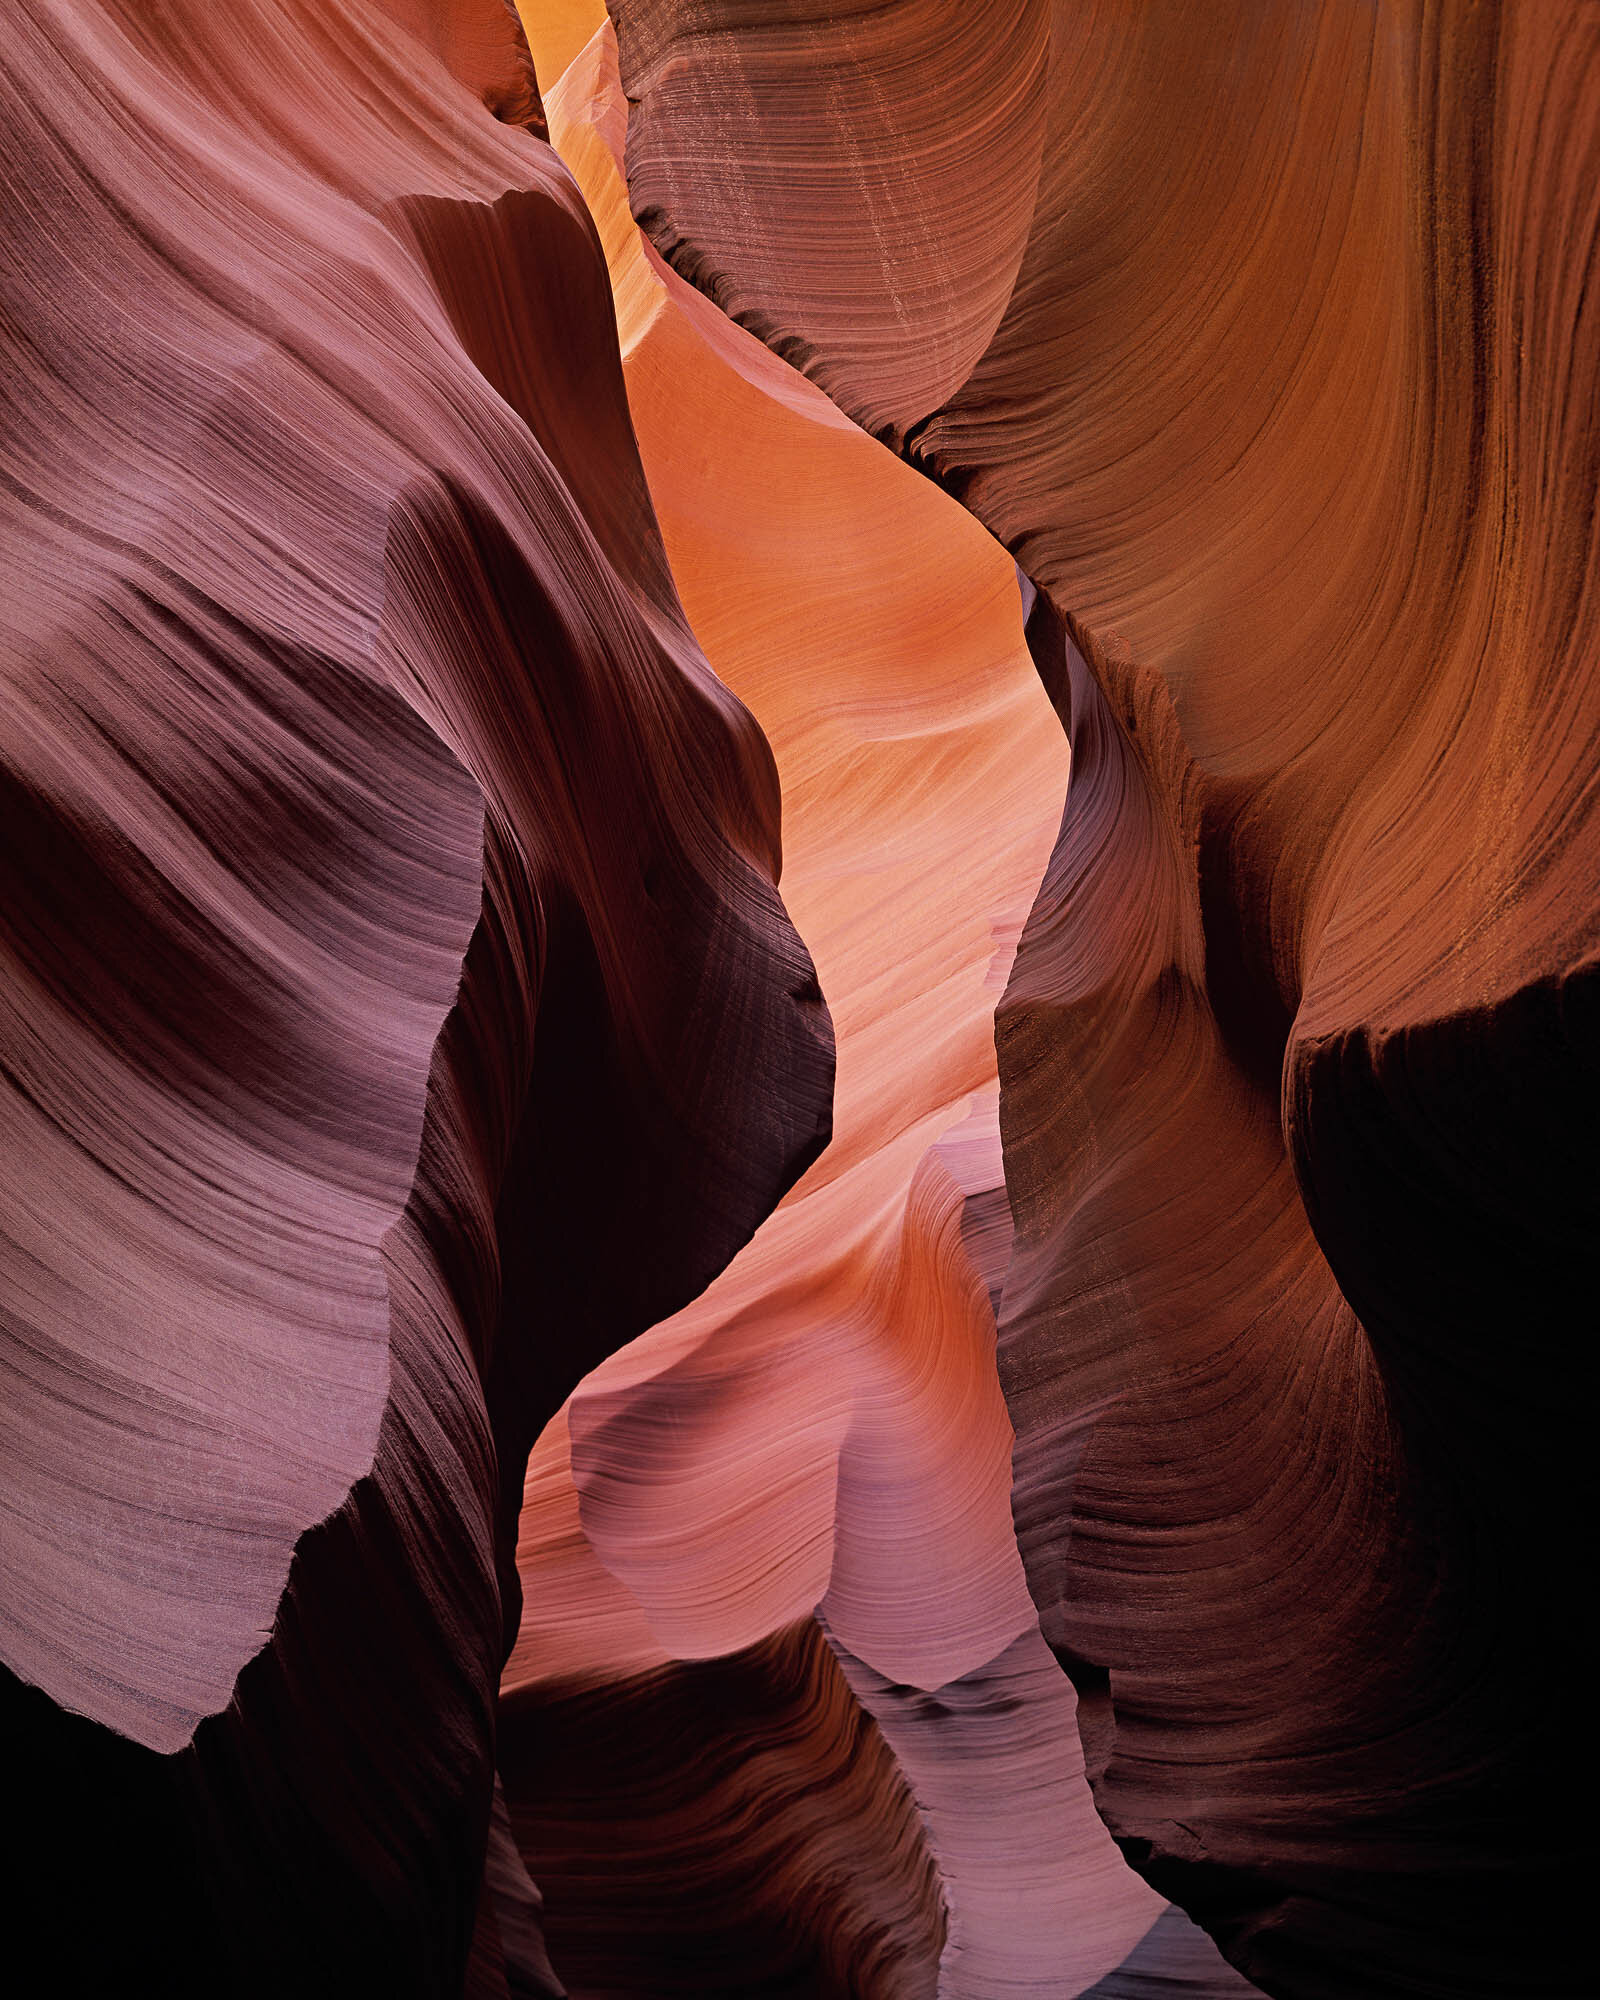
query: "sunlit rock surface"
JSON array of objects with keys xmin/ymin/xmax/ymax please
[
  {"xmin": 4, "ymin": 2, "xmax": 1592, "ymax": 1994},
  {"xmin": 607, "ymin": 2, "xmax": 1600, "ymax": 1994},
  {"xmin": 504, "ymin": 18, "xmax": 1259, "ymax": 1998}
]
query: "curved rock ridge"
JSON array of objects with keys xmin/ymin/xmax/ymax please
[
  {"xmin": 506, "ymin": 21, "xmax": 1262, "ymax": 1997},
  {"xmin": 501, "ymin": 1617, "xmax": 948, "ymax": 1999},
  {"xmin": 1075, "ymin": 1907, "xmax": 1273, "ymax": 2000},
  {"xmin": 2, "ymin": 0, "xmax": 830, "ymax": 1989},
  {"xmin": 607, "ymin": 2, "xmax": 1600, "ymax": 1994}
]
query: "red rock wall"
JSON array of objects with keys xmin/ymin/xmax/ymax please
[
  {"xmin": 499, "ymin": 20, "xmax": 1261, "ymax": 1997},
  {"xmin": 6, "ymin": 2, "xmax": 1593, "ymax": 1994},
  {"xmin": 606, "ymin": 3, "xmax": 1600, "ymax": 1994},
  {"xmin": 2, "ymin": 3, "xmax": 829, "ymax": 1990}
]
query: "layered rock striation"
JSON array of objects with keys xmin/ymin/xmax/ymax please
[
  {"xmin": 1, "ymin": 2, "xmax": 829, "ymax": 1990},
  {"xmin": 6, "ymin": 1, "xmax": 1592, "ymax": 1992},
  {"xmin": 502, "ymin": 20, "xmax": 1261, "ymax": 1997},
  {"xmin": 607, "ymin": 2, "xmax": 1600, "ymax": 1994}
]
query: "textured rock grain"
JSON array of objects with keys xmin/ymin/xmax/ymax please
[
  {"xmin": 2, "ymin": 2, "xmax": 830, "ymax": 1989},
  {"xmin": 608, "ymin": 2, "xmax": 1600, "ymax": 1993},
  {"xmin": 506, "ymin": 20, "xmax": 1259, "ymax": 1998}
]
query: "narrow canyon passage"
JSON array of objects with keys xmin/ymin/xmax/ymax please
[
  {"xmin": 600, "ymin": 3, "xmax": 1600, "ymax": 1996},
  {"xmin": 2, "ymin": 5, "xmax": 1592, "ymax": 1997},
  {"xmin": 499, "ymin": 14, "xmax": 1262, "ymax": 1998}
]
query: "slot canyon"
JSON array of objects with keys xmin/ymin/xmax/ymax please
[{"xmin": 2, "ymin": 4, "xmax": 1595, "ymax": 1996}]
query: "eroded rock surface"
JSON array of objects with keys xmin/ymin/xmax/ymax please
[
  {"xmin": 504, "ymin": 21, "xmax": 1258, "ymax": 1997},
  {"xmin": 607, "ymin": 3, "xmax": 1600, "ymax": 1993},
  {"xmin": 2, "ymin": 3, "xmax": 829, "ymax": 1989}
]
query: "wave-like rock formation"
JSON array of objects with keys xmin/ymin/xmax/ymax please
[
  {"xmin": 608, "ymin": 2, "xmax": 1600, "ymax": 1995},
  {"xmin": 503, "ymin": 19, "xmax": 1262, "ymax": 1998},
  {"xmin": 503, "ymin": 1618, "xmax": 948, "ymax": 1999},
  {"xmin": 2, "ymin": 2, "xmax": 832, "ymax": 1990}
]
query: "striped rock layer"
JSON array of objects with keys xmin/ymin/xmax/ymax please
[
  {"xmin": 2, "ymin": 3, "xmax": 829, "ymax": 1991},
  {"xmin": 605, "ymin": 2, "xmax": 1600, "ymax": 1995}
]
